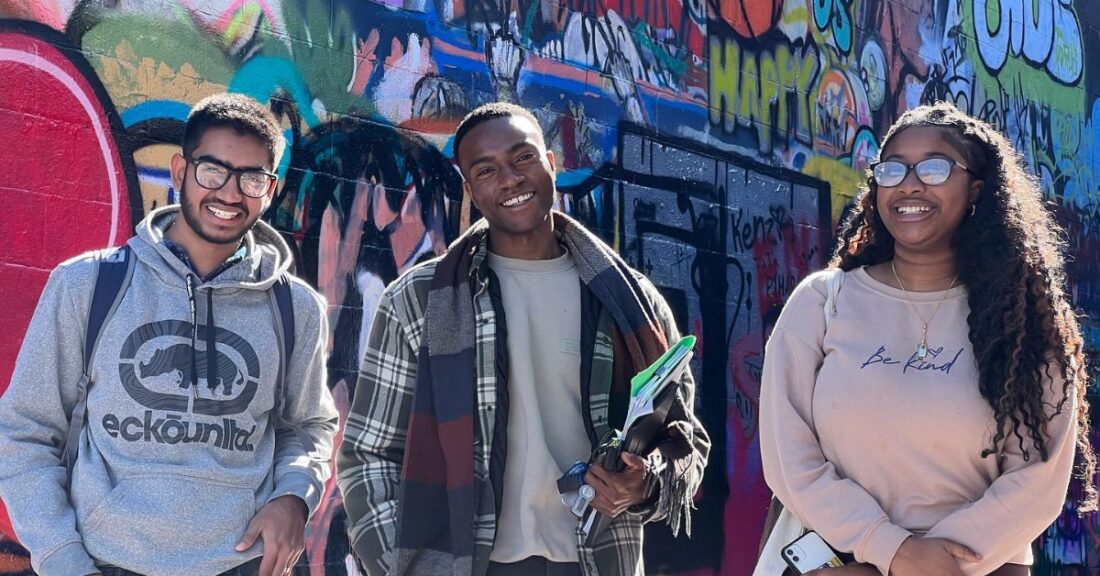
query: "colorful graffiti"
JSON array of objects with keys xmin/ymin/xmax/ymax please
[
  {"xmin": 601, "ymin": 126, "xmax": 830, "ymax": 571},
  {"xmin": 1, "ymin": 0, "xmax": 1099, "ymax": 574}
]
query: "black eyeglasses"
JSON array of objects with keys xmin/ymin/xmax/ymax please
[
  {"xmin": 185, "ymin": 156, "xmax": 278, "ymax": 198},
  {"xmin": 870, "ymin": 157, "xmax": 973, "ymax": 187}
]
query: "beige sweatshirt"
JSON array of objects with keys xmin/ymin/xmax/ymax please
[
  {"xmin": 487, "ymin": 250, "xmax": 589, "ymax": 563},
  {"xmin": 760, "ymin": 267, "xmax": 1076, "ymax": 575}
]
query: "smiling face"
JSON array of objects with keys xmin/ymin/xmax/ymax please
[
  {"xmin": 169, "ymin": 126, "xmax": 275, "ymax": 248},
  {"xmin": 458, "ymin": 115, "xmax": 557, "ymax": 253},
  {"xmin": 874, "ymin": 125, "xmax": 983, "ymax": 256}
]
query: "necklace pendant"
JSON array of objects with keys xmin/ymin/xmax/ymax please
[{"xmin": 916, "ymin": 340, "xmax": 929, "ymax": 361}]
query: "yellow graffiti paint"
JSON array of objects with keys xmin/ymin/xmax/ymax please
[
  {"xmin": 133, "ymin": 144, "xmax": 179, "ymax": 217},
  {"xmin": 224, "ymin": 4, "xmax": 263, "ymax": 49},
  {"xmin": 709, "ymin": 37, "xmax": 818, "ymax": 152},
  {"xmin": 801, "ymin": 155, "xmax": 862, "ymax": 223},
  {"xmin": 93, "ymin": 40, "xmax": 226, "ymax": 110}
]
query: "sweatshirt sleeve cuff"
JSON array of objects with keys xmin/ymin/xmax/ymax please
[
  {"xmin": 36, "ymin": 541, "xmax": 98, "ymax": 576},
  {"xmin": 859, "ymin": 520, "xmax": 911, "ymax": 576},
  {"xmin": 268, "ymin": 471, "xmax": 323, "ymax": 519}
]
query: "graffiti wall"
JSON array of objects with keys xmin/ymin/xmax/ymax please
[{"xmin": 0, "ymin": 0, "xmax": 1097, "ymax": 574}]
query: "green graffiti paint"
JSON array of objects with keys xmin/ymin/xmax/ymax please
[{"xmin": 80, "ymin": 15, "xmax": 235, "ymax": 106}]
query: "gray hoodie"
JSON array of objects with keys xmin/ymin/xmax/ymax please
[{"xmin": 0, "ymin": 206, "xmax": 339, "ymax": 576}]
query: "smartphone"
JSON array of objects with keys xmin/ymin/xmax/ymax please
[{"xmin": 781, "ymin": 531, "xmax": 845, "ymax": 573}]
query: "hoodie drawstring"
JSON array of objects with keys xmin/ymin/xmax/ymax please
[
  {"xmin": 206, "ymin": 287, "xmax": 216, "ymax": 396},
  {"xmin": 186, "ymin": 276, "xmax": 220, "ymax": 399},
  {"xmin": 185, "ymin": 274, "xmax": 199, "ymax": 399}
]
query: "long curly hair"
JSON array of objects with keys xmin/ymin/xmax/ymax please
[{"xmin": 830, "ymin": 101, "xmax": 1096, "ymax": 511}]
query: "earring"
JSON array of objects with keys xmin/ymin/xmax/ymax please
[{"xmin": 969, "ymin": 204, "xmax": 976, "ymax": 217}]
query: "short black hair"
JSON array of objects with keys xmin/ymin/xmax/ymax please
[
  {"xmin": 182, "ymin": 93, "xmax": 285, "ymax": 167},
  {"xmin": 453, "ymin": 102, "xmax": 544, "ymax": 166}
]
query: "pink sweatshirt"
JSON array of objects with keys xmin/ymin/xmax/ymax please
[{"xmin": 760, "ymin": 267, "xmax": 1076, "ymax": 575}]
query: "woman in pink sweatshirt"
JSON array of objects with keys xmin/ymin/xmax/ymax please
[{"xmin": 759, "ymin": 102, "xmax": 1094, "ymax": 576}]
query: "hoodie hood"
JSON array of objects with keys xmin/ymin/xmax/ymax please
[{"xmin": 131, "ymin": 205, "xmax": 294, "ymax": 290}]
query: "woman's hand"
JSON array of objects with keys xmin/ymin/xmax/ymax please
[
  {"xmin": 805, "ymin": 562, "xmax": 879, "ymax": 575},
  {"xmin": 888, "ymin": 536, "xmax": 981, "ymax": 576}
]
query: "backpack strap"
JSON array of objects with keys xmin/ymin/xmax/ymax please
[
  {"xmin": 83, "ymin": 245, "xmax": 135, "ymax": 372},
  {"xmin": 64, "ymin": 245, "xmax": 135, "ymax": 479},
  {"xmin": 269, "ymin": 275, "xmax": 295, "ymax": 426},
  {"xmin": 823, "ymin": 267, "xmax": 845, "ymax": 331}
]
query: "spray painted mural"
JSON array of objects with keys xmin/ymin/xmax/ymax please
[{"xmin": 0, "ymin": 0, "xmax": 1098, "ymax": 574}]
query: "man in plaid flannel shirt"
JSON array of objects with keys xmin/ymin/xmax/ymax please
[{"xmin": 337, "ymin": 103, "xmax": 709, "ymax": 576}]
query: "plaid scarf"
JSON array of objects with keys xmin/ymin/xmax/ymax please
[{"xmin": 393, "ymin": 211, "xmax": 670, "ymax": 574}]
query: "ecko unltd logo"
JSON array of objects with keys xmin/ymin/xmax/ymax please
[{"xmin": 102, "ymin": 320, "xmax": 265, "ymax": 451}]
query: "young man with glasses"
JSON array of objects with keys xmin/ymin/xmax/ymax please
[{"xmin": 0, "ymin": 93, "xmax": 338, "ymax": 576}]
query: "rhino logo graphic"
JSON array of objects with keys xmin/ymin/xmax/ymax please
[
  {"xmin": 118, "ymin": 320, "xmax": 261, "ymax": 416},
  {"xmin": 139, "ymin": 343, "xmax": 246, "ymax": 396}
]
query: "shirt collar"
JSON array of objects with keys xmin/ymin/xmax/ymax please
[{"xmin": 162, "ymin": 237, "xmax": 247, "ymax": 282}]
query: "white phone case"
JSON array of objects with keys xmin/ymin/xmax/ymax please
[{"xmin": 781, "ymin": 531, "xmax": 844, "ymax": 573}]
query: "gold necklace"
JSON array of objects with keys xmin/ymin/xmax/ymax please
[{"xmin": 890, "ymin": 261, "xmax": 959, "ymax": 361}]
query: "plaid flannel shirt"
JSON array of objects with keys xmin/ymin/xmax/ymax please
[{"xmin": 337, "ymin": 234, "xmax": 709, "ymax": 576}]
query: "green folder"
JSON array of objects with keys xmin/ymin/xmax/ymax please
[
  {"xmin": 623, "ymin": 335, "xmax": 697, "ymax": 432},
  {"xmin": 630, "ymin": 334, "xmax": 696, "ymax": 396}
]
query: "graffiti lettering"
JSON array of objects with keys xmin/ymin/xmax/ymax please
[
  {"xmin": 972, "ymin": 0, "xmax": 1083, "ymax": 84},
  {"xmin": 709, "ymin": 36, "xmax": 820, "ymax": 151},
  {"xmin": 730, "ymin": 205, "xmax": 794, "ymax": 253},
  {"xmin": 812, "ymin": 0, "xmax": 853, "ymax": 55}
]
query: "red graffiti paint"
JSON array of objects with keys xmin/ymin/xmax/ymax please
[
  {"xmin": 719, "ymin": 0, "xmax": 781, "ymax": 40},
  {"xmin": 304, "ymin": 379, "xmax": 351, "ymax": 576},
  {"xmin": 0, "ymin": 23, "xmax": 133, "ymax": 541},
  {"xmin": 0, "ymin": 24, "xmax": 132, "ymax": 391},
  {"xmin": 562, "ymin": 0, "xmax": 706, "ymax": 55},
  {"xmin": 0, "ymin": 1, "xmax": 66, "ymax": 31},
  {"xmin": 876, "ymin": 1, "xmax": 933, "ymax": 122}
]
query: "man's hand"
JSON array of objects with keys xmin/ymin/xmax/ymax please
[
  {"xmin": 583, "ymin": 452, "xmax": 649, "ymax": 517},
  {"xmin": 236, "ymin": 495, "xmax": 308, "ymax": 576},
  {"xmin": 889, "ymin": 536, "xmax": 981, "ymax": 576}
]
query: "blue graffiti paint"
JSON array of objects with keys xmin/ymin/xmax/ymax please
[
  {"xmin": 813, "ymin": 0, "xmax": 853, "ymax": 55},
  {"xmin": 555, "ymin": 167, "xmax": 595, "ymax": 188},
  {"xmin": 120, "ymin": 100, "xmax": 191, "ymax": 128},
  {"xmin": 228, "ymin": 57, "xmax": 322, "ymax": 128}
]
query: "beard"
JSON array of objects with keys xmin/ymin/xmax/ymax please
[{"xmin": 178, "ymin": 181, "xmax": 260, "ymax": 246}]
